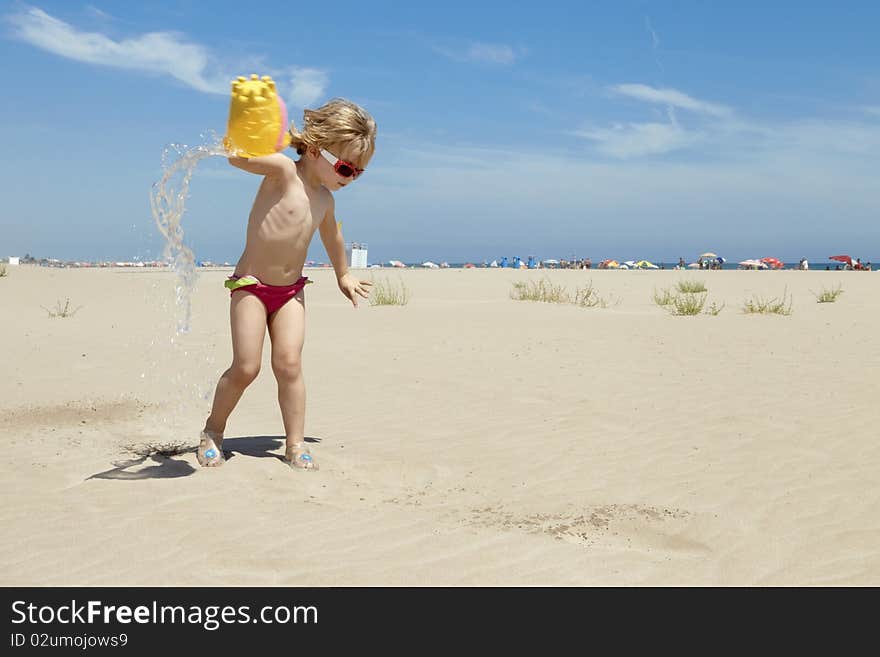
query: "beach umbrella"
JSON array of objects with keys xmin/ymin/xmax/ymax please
[
  {"xmin": 699, "ymin": 252, "xmax": 718, "ymax": 259},
  {"xmin": 421, "ymin": 261, "xmax": 439, "ymax": 268},
  {"xmin": 623, "ymin": 260, "xmax": 636, "ymax": 267},
  {"xmin": 687, "ymin": 263, "xmax": 700, "ymax": 269},
  {"xmin": 542, "ymin": 259, "xmax": 559, "ymax": 266},
  {"xmin": 760, "ymin": 257, "xmax": 784, "ymax": 269},
  {"xmin": 829, "ymin": 255, "xmax": 852, "ymax": 265},
  {"xmin": 635, "ymin": 260, "xmax": 658, "ymax": 269}
]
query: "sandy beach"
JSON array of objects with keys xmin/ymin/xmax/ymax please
[{"xmin": 1, "ymin": 264, "xmax": 878, "ymax": 586}]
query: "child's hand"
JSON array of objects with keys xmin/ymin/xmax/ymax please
[{"xmin": 337, "ymin": 272, "xmax": 372, "ymax": 308}]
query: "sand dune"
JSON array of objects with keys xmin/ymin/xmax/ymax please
[{"xmin": 1, "ymin": 265, "xmax": 878, "ymax": 585}]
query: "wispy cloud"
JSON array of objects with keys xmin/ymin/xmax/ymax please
[
  {"xmin": 572, "ymin": 83, "xmax": 737, "ymax": 158},
  {"xmin": 7, "ymin": 7, "xmax": 229, "ymax": 93},
  {"xmin": 613, "ymin": 83, "xmax": 733, "ymax": 118},
  {"xmin": 353, "ymin": 122, "xmax": 879, "ymax": 258},
  {"xmin": 466, "ymin": 42, "xmax": 518, "ymax": 64},
  {"xmin": 286, "ymin": 67, "xmax": 329, "ymax": 109},
  {"xmin": 84, "ymin": 5, "xmax": 112, "ymax": 21},
  {"xmin": 434, "ymin": 41, "xmax": 520, "ymax": 65},
  {"xmin": 7, "ymin": 6, "xmax": 328, "ymax": 100},
  {"xmin": 573, "ymin": 121, "xmax": 697, "ymax": 158},
  {"xmin": 644, "ymin": 16, "xmax": 660, "ymax": 49}
]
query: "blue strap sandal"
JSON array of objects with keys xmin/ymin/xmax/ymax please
[{"xmin": 286, "ymin": 443, "xmax": 319, "ymax": 471}]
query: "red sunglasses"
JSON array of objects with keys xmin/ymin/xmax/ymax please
[{"xmin": 320, "ymin": 149, "xmax": 364, "ymax": 179}]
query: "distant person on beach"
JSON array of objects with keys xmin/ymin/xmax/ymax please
[
  {"xmin": 678, "ymin": 257, "xmax": 686, "ymax": 269},
  {"xmin": 198, "ymin": 98, "xmax": 377, "ymax": 471}
]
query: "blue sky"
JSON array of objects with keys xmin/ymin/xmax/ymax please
[{"xmin": 2, "ymin": 0, "xmax": 878, "ymax": 264}]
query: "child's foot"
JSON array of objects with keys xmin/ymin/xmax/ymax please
[
  {"xmin": 197, "ymin": 429, "xmax": 225, "ymax": 467},
  {"xmin": 285, "ymin": 442, "xmax": 318, "ymax": 471}
]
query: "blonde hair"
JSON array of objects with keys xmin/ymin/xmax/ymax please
[{"xmin": 289, "ymin": 98, "xmax": 376, "ymax": 163}]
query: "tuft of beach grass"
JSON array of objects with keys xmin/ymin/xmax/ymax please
[
  {"xmin": 668, "ymin": 292, "xmax": 707, "ymax": 316},
  {"xmin": 811, "ymin": 284, "xmax": 843, "ymax": 303},
  {"xmin": 655, "ymin": 286, "xmax": 723, "ymax": 316},
  {"xmin": 652, "ymin": 287, "xmax": 676, "ymax": 306},
  {"xmin": 510, "ymin": 277, "xmax": 569, "ymax": 303},
  {"xmin": 743, "ymin": 288, "xmax": 793, "ymax": 315},
  {"xmin": 705, "ymin": 301, "xmax": 725, "ymax": 316},
  {"xmin": 676, "ymin": 279, "xmax": 708, "ymax": 293},
  {"xmin": 42, "ymin": 298, "xmax": 83, "ymax": 318},
  {"xmin": 0, "ymin": 264, "xmax": 7, "ymax": 277},
  {"xmin": 369, "ymin": 276, "xmax": 410, "ymax": 306},
  {"xmin": 573, "ymin": 280, "xmax": 617, "ymax": 308},
  {"xmin": 510, "ymin": 277, "xmax": 616, "ymax": 308}
]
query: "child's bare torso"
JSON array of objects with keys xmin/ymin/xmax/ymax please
[{"xmin": 234, "ymin": 161, "xmax": 330, "ymax": 285}]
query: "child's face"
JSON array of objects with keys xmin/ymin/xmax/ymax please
[{"xmin": 315, "ymin": 143, "xmax": 372, "ymax": 191}]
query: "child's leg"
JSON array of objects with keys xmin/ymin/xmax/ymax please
[
  {"xmin": 266, "ymin": 291, "xmax": 316, "ymax": 470},
  {"xmin": 198, "ymin": 292, "xmax": 267, "ymax": 467}
]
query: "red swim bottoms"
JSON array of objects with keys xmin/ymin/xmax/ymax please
[{"xmin": 224, "ymin": 274, "xmax": 310, "ymax": 315}]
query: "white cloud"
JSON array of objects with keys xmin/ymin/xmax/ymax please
[
  {"xmin": 466, "ymin": 42, "xmax": 518, "ymax": 65},
  {"xmin": 286, "ymin": 67, "xmax": 328, "ymax": 109},
  {"xmin": 434, "ymin": 41, "xmax": 519, "ymax": 65},
  {"xmin": 613, "ymin": 83, "xmax": 733, "ymax": 118},
  {"xmin": 85, "ymin": 5, "xmax": 113, "ymax": 21},
  {"xmin": 645, "ymin": 16, "xmax": 660, "ymax": 49},
  {"xmin": 8, "ymin": 7, "xmax": 226, "ymax": 93},
  {"xmin": 7, "ymin": 6, "xmax": 329, "ymax": 101},
  {"xmin": 573, "ymin": 122, "xmax": 697, "ymax": 158},
  {"xmin": 350, "ymin": 127, "xmax": 879, "ymax": 259},
  {"xmin": 569, "ymin": 83, "xmax": 738, "ymax": 158}
]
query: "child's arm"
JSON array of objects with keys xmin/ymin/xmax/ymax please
[
  {"xmin": 227, "ymin": 152, "xmax": 294, "ymax": 177},
  {"xmin": 318, "ymin": 196, "xmax": 372, "ymax": 307}
]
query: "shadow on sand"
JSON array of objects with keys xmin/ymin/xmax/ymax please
[{"xmin": 86, "ymin": 435, "xmax": 322, "ymax": 481}]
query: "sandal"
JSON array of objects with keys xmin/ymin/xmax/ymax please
[
  {"xmin": 197, "ymin": 430, "xmax": 226, "ymax": 467},
  {"xmin": 285, "ymin": 442, "xmax": 319, "ymax": 471}
]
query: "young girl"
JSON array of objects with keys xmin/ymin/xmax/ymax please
[{"xmin": 197, "ymin": 98, "xmax": 377, "ymax": 471}]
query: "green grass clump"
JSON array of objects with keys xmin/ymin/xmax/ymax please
[
  {"xmin": 0, "ymin": 264, "xmax": 7, "ymax": 277},
  {"xmin": 811, "ymin": 284, "xmax": 843, "ymax": 303},
  {"xmin": 574, "ymin": 281, "xmax": 617, "ymax": 308},
  {"xmin": 657, "ymin": 287, "xmax": 724, "ymax": 316},
  {"xmin": 510, "ymin": 278, "xmax": 616, "ymax": 308},
  {"xmin": 369, "ymin": 277, "xmax": 410, "ymax": 306},
  {"xmin": 676, "ymin": 279, "xmax": 708, "ymax": 293},
  {"xmin": 743, "ymin": 288, "xmax": 793, "ymax": 315},
  {"xmin": 652, "ymin": 287, "xmax": 676, "ymax": 306},
  {"xmin": 510, "ymin": 277, "xmax": 569, "ymax": 303},
  {"xmin": 705, "ymin": 301, "xmax": 725, "ymax": 316},
  {"xmin": 669, "ymin": 292, "xmax": 707, "ymax": 316},
  {"xmin": 42, "ymin": 298, "xmax": 82, "ymax": 318}
]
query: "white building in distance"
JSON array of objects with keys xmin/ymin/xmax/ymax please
[{"xmin": 345, "ymin": 242, "xmax": 368, "ymax": 268}]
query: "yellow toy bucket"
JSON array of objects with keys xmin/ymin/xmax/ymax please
[{"xmin": 223, "ymin": 74, "xmax": 291, "ymax": 157}]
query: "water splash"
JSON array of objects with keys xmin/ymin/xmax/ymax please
[
  {"xmin": 147, "ymin": 131, "xmax": 230, "ymax": 435},
  {"xmin": 149, "ymin": 130, "xmax": 228, "ymax": 334}
]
